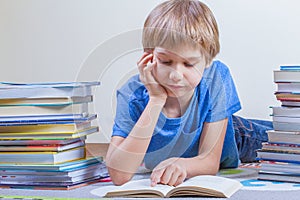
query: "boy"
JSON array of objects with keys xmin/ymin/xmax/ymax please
[{"xmin": 106, "ymin": 0, "xmax": 272, "ymax": 186}]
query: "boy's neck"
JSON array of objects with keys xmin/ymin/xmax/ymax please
[{"xmin": 163, "ymin": 91, "xmax": 194, "ymax": 118}]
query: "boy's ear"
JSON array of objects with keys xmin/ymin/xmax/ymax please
[{"xmin": 144, "ymin": 48, "xmax": 154, "ymax": 54}]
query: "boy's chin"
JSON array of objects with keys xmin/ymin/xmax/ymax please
[{"xmin": 166, "ymin": 91, "xmax": 185, "ymax": 98}]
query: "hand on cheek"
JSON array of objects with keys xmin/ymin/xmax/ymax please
[{"xmin": 137, "ymin": 52, "xmax": 167, "ymax": 103}]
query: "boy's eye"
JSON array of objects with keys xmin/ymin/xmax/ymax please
[
  {"xmin": 159, "ymin": 60, "xmax": 172, "ymax": 65},
  {"xmin": 184, "ymin": 63, "xmax": 194, "ymax": 67}
]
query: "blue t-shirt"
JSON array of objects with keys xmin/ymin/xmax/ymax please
[{"xmin": 112, "ymin": 60, "xmax": 241, "ymax": 170}]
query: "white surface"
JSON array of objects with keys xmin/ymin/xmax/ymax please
[{"xmin": 1, "ymin": 0, "xmax": 300, "ymax": 142}]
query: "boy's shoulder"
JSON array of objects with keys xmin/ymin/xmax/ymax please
[
  {"xmin": 117, "ymin": 74, "xmax": 148, "ymax": 99},
  {"xmin": 203, "ymin": 60, "xmax": 231, "ymax": 79},
  {"xmin": 206, "ymin": 60, "xmax": 230, "ymax": 72},
  {"xmin": 119, "ymin": 74, "xmax": 143, "ymax": 90}
]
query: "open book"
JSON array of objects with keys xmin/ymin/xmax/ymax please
[{"xmin": 103, "ymin": 175, "xmax": 242, "ymax": 198}]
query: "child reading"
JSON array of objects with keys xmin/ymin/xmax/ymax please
[{"xmin": 106, "ymin": 0, "xmax": 273, "ymax": 187}]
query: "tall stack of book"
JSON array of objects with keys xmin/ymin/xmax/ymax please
[
  {"xmin": 0, "ymin": 82, "xmax": 108, "ymax": 190},
  {"xmin": 257, "ymin": 66, "xmax": 300, "ymax": 183}
]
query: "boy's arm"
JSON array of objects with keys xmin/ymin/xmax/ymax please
[
  {"xmin": 106, "ymin": 52, "xmax": 167, "ymax": 186},
  {"xmin": 106, "ymin": 99, "xmax": 164, "ymax": 186},
  {"xmin": 150, "ymin": 118, "xmax": 228, "ymax": 186}
]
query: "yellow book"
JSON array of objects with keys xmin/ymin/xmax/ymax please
[
  {"xmin": 0, "ymin": 127, "xmax": 99, "ymax": 139},
  {"xmin": 0, "ymin": 96, "xmax": 93, "ymax": 106},
  {"xmin": 0, "ymin": 121, "xmax": 92, "ymax": 133}
]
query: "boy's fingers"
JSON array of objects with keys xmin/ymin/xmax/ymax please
[
  {"xmin": 174, "ymin": 175, "xmax": 185, "ymax": 186},
  {"xmin": 150, "ymin": 167, "xmax": 165, "ymax": 187},
  {"xmin": 166, "ymin": 169, "xmax": 181, "ymax": 186},
  {"xmin": 143, "ymin": 62, "xmax": 156, "ymax": 82},
  {"xmin": 160, "ymin": 167, "xmax": 173, "ymax": 185},
  {"xmin": 138, "ymin": 54, "xmax": 154, "ymax": 79}
]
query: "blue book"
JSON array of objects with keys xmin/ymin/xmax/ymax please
[{"xmin": 280, "ymin": 66, "xmax": 300, "ymax": 70}]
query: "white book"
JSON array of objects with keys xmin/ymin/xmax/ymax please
[
  {"xmin": 257, "ymin": 151, "xmax": 300, "ymax": 162},
  {"xmin": 101, "ymin": 175, "xmax": 242, "ymax": 198},
  {"xmin": 266, "ymin": 130, "xmax": 300, "ymax": 144},
  {"xmin": 0, "ymin": 103, "xmax": 89, "ymax": 117},
  {"xmin": 274, "ymin": 70, "xmax": 300, "ymax": 83},
  {"xmin": 281, "ymin": 101, "xmax": 300, "ymax": 107},
  {"xmin": 0, "ymin": 147, "xmax": 86, "ymax": 164},
  {"xmin": 0, "ymin": 82, "xmax": 100, "ymax": 99},
  {"xmin": 273, "ymin": 116, "xmax": 300, "ymax": 123},
  {"xmin": 261, "ymin": 161, "xmax": 300, "ymax": 174},
  {"xmin": 271, "ymin": 106, "xmax": 300, "ymax": 117},
  {"xmin": 258, "ymin": 172, "xmax": 300, "ymax": 184},
  {"xmin": 276, "ymin": 82, "xmax": 300, "ymax": 93},
  {"xmin": 272, "ymin": 121, "xmax": 300, "ymax": 132}
]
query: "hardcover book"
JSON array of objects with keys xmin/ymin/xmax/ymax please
[
  {"xmin": 266, "ymin": 130, "xmax": 300, "ymax": 144},
  {"xmin": 0, "ymin": 82, "xmax": 100, "ymax": 99},
  {"xmin": 274, "ymin": 70, "xmax": 300, "ymax": 83},
  {"xmin": 0, "ymin": 146, "xmax": 86, "ymax": 164}
]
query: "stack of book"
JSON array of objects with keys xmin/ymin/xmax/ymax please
[
  {"xmin": 257, "ymin": 66, "xmax": 300, "ymax": 183},
  {"xmin": 0, "ymin": 82, "xmax": 108, "ymax": 189}
]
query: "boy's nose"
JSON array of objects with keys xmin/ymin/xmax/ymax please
[{"xmin": 169, "ymin": 68, "xmax": 183, "ymax": 82}]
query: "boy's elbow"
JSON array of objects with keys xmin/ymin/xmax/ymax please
[{"xmin": 108, "ymin": 167, "xmax": 133, "ymax": 186}]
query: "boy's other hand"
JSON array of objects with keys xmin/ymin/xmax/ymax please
[
  {"xmin": 150, "ymin": 157, "xmax": 187, "ymax": 187},
  {"xmin": 138, "ymin": 52, "xmax": 167, "ymax": 104}
]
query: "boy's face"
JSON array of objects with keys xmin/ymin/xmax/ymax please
[{"xmin": 152, "ymin": 46, "xmax": 205, "ymax": 98}]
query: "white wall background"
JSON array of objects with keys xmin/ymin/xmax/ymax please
[{"xmin": 1, "ymin": 0, "xmax": 300, "ymax": 143}]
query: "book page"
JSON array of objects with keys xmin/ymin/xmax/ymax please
[
  {"xmin": 116, "ymin": 179, "xmax": 173, "ymax": 196},
  {"xmin": 174, "ymin": 175, "xmax": 242, "ymax": 197}
]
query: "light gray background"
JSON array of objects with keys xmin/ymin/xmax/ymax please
[{"xmin": 1, "ymin": 0, "xmax": 300, "ymax": 143}]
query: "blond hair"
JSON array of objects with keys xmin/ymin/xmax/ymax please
[{"xmin": 142, "ymin": 0, "xmax": 220, "ymax": 65}]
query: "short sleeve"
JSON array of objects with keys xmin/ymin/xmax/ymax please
[
  {"xmin": 112, "ymin": 75, "xmax": 148, "ymax": 138},
  {"xmin": 204, "ymin": 61, "xmax": 241, "ymax": 122}
]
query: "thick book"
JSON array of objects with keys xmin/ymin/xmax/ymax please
[
  {"xmin": 257, "ymin": 150, "xmax": 300, "ymax": 163},
  {"xmin": 274, "ymin": 70, "xmax": 300, "ymax": 82},
  {"xmin": 0, "ymin": 102, "xmax": 89, "ymax": 117},
  {"xmin": 0, "ymin": 146, "xmax": 86, "ymax": 164},
  {"xmin": 103, "ymin": 175, "xmax": 242, "ymax": 198},
  {"xmin": 0, "ymin": 81, "xmax": 100, "ymax": 99},
  {"xmin": 0, "ymin": 166, "xmax": 105, "ymax": 183},
  {"xmin": 266, "ymin": 130, "xmax": 300, "ymax": 144},
  {"xmin": 272, "ymin": 116, "xmax": 300, "ymax": 123},
  {"xmin": 258, "ymin": 171, "xmax": 300, "ymax": 183},
  {"xmin": 260, "ymin": 160, "xmax": 300, "ymax": 174},
  {"xmin": 276, "ymin": 82, "xmax": 300, "ymax": 93},
  {"xmin": 271, "ymin": 106, "xmax": 300, "ymax": 117},
  {"xmin": 272, "ymin": 121, "xmax": 300, "ymax": 132},
  {"xmin": 0, "ymin": 156, "xmax": 103, "ymax": 171}
]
